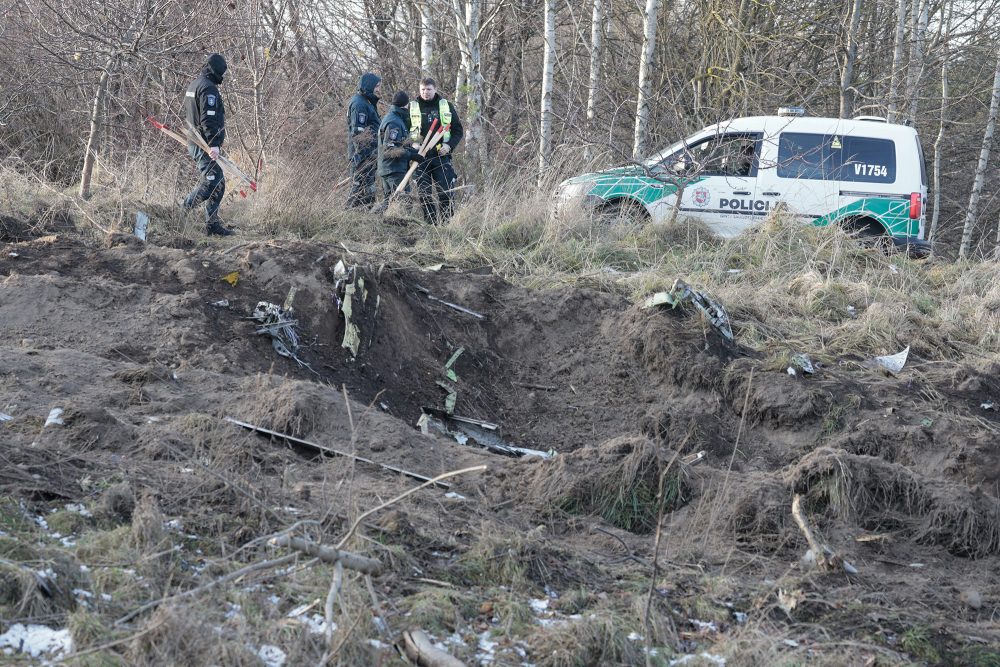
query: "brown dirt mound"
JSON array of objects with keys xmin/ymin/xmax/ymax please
[
  {"xmin": 511, "ymin": 435, "xmax": 686, "ymax": 533},
  {"xmin": 791, "ymin": 447, "xmax": 1000, "ymax": 558}
]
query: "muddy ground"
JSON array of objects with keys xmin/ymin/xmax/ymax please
[{"xmin": 1, "ymin": 217, "xmax": 999, "ymax": 665}]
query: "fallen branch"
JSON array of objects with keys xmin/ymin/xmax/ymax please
[
  {"xmin": 225, "ymin": 416, "xmax": 450, "ymax": 489},
  {"xmin": 399, "ymin": 630, "xmax": 465, "ymax": 667},
  {"xmin": 791, "ymin": 493, "xmax": 829, "ymax": 571},
  {"xmin": 269, "ymin": 535, "xmax": 382, "ymax": 575}
]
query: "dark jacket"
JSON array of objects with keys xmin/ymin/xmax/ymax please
[
  {"xmin": 378, "ymin": 105, "xmax": 415, "ymax": 177},
  {"xmin": 185, "ymin": 54, "xmax": 227, "ymax": 149},
  {"xmin": 414, "ymin": 93, "xmax": 463, "ymax": 153},
  {"xmin": 348, "ymin": 73, "xmax": 381, "ymax": 161}
]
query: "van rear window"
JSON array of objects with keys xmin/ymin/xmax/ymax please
[{"xmin": 777, "ymin": 133, "xmax": 896, "ymax": 183}]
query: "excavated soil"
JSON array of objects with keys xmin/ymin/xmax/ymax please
[{"xmin": 2, "ymin": 222, "xmax": 999, "ymax": 664}]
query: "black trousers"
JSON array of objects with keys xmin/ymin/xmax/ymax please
[
  {"xmin": 371, "ymin": 172, "xmax": 407, "ymax": 213},
  {"xmin": 183, "ymin": 145, "xmax": 225, "ymax": 222},
  {"xmin": 415, "ymin": 156, "xmax": 457, "ymax": 223},
  {"xmin": 347, "ymin": 153, "xmax": 378, "ymax": 208}
]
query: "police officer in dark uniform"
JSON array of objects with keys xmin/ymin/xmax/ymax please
[
  {"xmin": 372, "ymin": 91, "xmax": 423, "ymax": 214},
  {"xmin": 346, "ymin": 72, "xmax": 382, "ymax": 209},
  {"xmin": 409, "ymin": 77, "xmax": 463, "ymax": 223},
  {"xmin": 183, "ymin": 53, "xmax": 233, "ymax": 236}
]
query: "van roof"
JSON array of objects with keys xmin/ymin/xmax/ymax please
[{"xmin": 706, "ymin": 115, "xmax": 919, "ymax": 138}]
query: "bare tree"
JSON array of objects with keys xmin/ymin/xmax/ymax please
[
  {"xmin": 538, "ymin": 0, "xmax": 556, "ymax": 182},
  {"xmin": 886, "ymin": 0, "xmax": 908, "ymax": 121},
  {"xmin": 633, "ymin": 0, "xmax": 660, "ymax": 158},
  {"xmin": 959, "ymin": 48, "xmax": 1000, "ymax": 258},
  {"xmin": 584, "ymin": 0, "xmax": 606, "ymax": 162},
  {"xmin": 839, "ymin": 0, "xmax": 863, "ymax": 118}
]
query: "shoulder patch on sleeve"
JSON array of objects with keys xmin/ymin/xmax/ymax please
[
  {"xmin": 389, "ymin": 128, "xmax": 399, "ymax": 140},
  {"xmin": 207, "ymin": 94, "xmax": 217, "ymax": 107},
  {"xmin": 358, "ymin": 112, "xmax": 367, "ymax": 125}
]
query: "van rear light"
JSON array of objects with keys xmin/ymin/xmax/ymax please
[{"xmin": 909, "ymin": 192, "xmax": 921, "ymax": 219}]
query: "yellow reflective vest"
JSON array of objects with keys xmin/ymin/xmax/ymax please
[{"xmin": 410, "ymin": 98, "xmax": 452, "ymax": 146}]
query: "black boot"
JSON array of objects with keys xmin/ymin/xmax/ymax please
[{"xmin": 206, "ymin": 219, "xmax": 235, "ymax": 236}]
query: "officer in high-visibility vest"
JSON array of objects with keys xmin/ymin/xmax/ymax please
[{"xmin": 409, "ymin": 77, "xmax": 464, "ymax": 223}]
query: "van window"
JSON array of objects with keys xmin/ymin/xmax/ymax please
[
  {"xmin": 776, "ymin": 133, "xmax": 836, "ymax": 180},
  {"xmin": 777, "ymin": 132, "xmax": 896, "ymax": 183},
  {"xmin": 659, "ymin": 133, "xmax": 760, "ymax": 177},
  {"xmin": 836, "ymin": 136, "xmax": 896, "ymax": 183}
]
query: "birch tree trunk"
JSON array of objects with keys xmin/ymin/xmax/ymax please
[
  {"xmin": 632, "ymin": 0, "xmax": 660, "ymax": 159},
  {"xmin": 584, "ymin": 0, "xmax": 605, "ymax": 162},
  {"xmin": 928, "ymin": 2, "xmax": 950, "ymax": 245},
  {"xmin": 78, "ymin": 58, "xmax": 115, "ymax": 200},
  {"xmin": 886, "ymin": 0, "xmax": 908, "ymax": 122},
  {"xmin": 838, "ymin": 0, "xmax": 863, "ymax": 118},
  {"xmin": 959, "ymin": 50, "xmax": 1000, "ymax": 258},
  {"xmin": 904, "ymin": 0, "xmax": 929, "ymax": 122},
  {"xmin": 465, "ymin": 0, "xmax": 485, "ymax": 169},
  {"xmin": 453, "ymin": 4, "xmax": 468, "ymax": 109},
  {"xmin": 538, "ymin": 0, "xmax": 556, "ymax": 183},
  {"xmin": 420, "ymin": 1, "xmax": 433, "ymax": 74}
]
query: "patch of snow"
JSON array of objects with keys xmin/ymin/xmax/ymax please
[
  {"xmin": 301, "ymin": 614, "xmax": 335, "ymax": 635},
  {"xmin": 257, "ymin": 644, "xmax": 286, "ymax": 667},
  {"xmin": 0, "ymin": 624, "xmax": 73, "ymax": 659},
  {"xmin": 690, "ymin": 619, "xmax": 718, "ymax": 632},
  {"xmin": 64, "ymin": 503, "xmax": 92, "ymax": 517},
  {"xmin": 733, "ymin": 611, "xmax": 748, "ymax": 624},
  {"xmin": 163, "ymin": 519, "xmax": 183, "ymax": 531},
  {"xmin": 367, "ymin": 639, "xmax": 390, "ymax": 650},
  {"xmin": 783, "ymin": 639, "xmax": 799, "ymax": 648},
  {"xmin": 100, "ymin": 593, "xmax": 112, "ymax": 602},
  {"xmin": 476, "ymin": 630, "xmax": 498, "ymax": 663},
  {"xmin": 669, "ymin": 653, "xmax": 726, "ymax": 666},
  {"xmin": 627, "ymin": 632, "xmax": 644, "ymax": 641},
  {"xmin": 224, "ymin": 603, "xmax": 242, "ymax": 620},
  {"xmin": 34, "ymin": 515, "xmax": 49, "ymax": 530},
  {"xmin": 529, "ymin": 598, "xmax": 549, "ymax": 614}
]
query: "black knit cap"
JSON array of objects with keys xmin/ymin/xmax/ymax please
[
  {"xmin": 207, "ymin": 53, "xmax": 228, "ymax": 78},
  {"xmin": 392, "ymin": 90, "xmax": 409, "ymax": 108}
]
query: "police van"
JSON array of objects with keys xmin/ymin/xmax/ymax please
[{"xmin": 555, "ymin": 108, "xmax": 929, "ymax": 254}]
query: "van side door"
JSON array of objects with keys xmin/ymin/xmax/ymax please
[
  {"xmin": 650, "ymin": 132, "xmax": 763, "ymax": 237},
  {"xmin": 756, "ymin": 131, "xmax": 838, "ymax": 225}
]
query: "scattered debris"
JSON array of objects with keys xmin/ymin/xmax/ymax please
[
  {"xmin": 982, "ymin": 402, "xmax": 995, "ymax": 411},
  {"xmin": 44, "ymin": 408, "xmax": 64, "ymax": 427},
  {"xmin": 424, "ymin": 263, "xmax": 457, "ymax": 272},
  {"xmin": 414, "ymin": 284, "xmax": 486, "ymax": 320},
  {"xmin": 444, "ymin": 347, "xmax": 464, "ymax": 382},
  {"xmin": 333, "ymin": 261, "xmax": 363, "ymax": 357},
  {"xmin": 252, "ymin": 299, "xmax": 312, "ymax": 369},
  {"xmin": 210, "ymin": 299, "xmax": 230, "ymax": 308},
  {"xmin": 789, "ymin": 353, "xmax": 815, "ymax": 374},
  {"xmin": 222, "ymin": 271, "xmax": 240, "ymax": 286},
  {"xmin": 8, "ymin": 252, "xmax": 19, "ymax": 258},
  {"xmin": 134, "ymin": 210, "xmax": 150, "ymax": 241},
  {"xmin": 869, "ymin": 345, "xmax": 910, "ymax": 375},
  {"xmin": 418, "ymin": 409, "xmax": 554, "ymax": 459},
  {"xmin": 642, "ymin": 279, "xmax": 734, "ymax": 341},
  {"xmin": 225, "ymin": 417, "xmax": 450, "ymax": 488},
  {"xmin": 777, "ymin": 588, "xmax": 804, "ymax": 616},
  {"xmin": 0, "ymin": 412, "xmax": 11, "ymax": 422},
  {"xmin": 681, "ymin": 450, "xmax": 706, "ymax": 466},
  {"xmin": 669, "ymin": 653, "xmax": 726, "ymax": 666},
  {"xmin": 0, "ymin": 623, "xmax": 73, "ymax": 659}
]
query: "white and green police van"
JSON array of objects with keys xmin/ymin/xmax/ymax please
[{"xmin": 555, "ymin": 108, "xmax": 929, "ymax": 254}]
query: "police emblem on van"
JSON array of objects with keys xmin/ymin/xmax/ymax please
[{"xmin": 693, "ymin": 186, "xmax": 710, "ymax": 207}]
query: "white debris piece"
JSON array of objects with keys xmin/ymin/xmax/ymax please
[
  {"xmin": 0, "ymin": 412, "xmax": 12, "ymax": 421},
  {"xmin": 871, "ymin": 346, "xmax": 910, "ymax": 375},
  {"xmin": 690, "ymin": 619, "xmax": 718, "ymax": 632},
  {"xmin": 444, "ymin": 492, "xmax": 466, "ymax": 500},
  {"xmin": 0, "ymin": 624, "xmax": 73, "ymax": 659},
  {"xmin": 44, "ymin": 408, "xmax": 64, "ymax": 427},
  {"xmin": 257, "ymin": 644, "xmax": 286, "ymax": 667},
  {"xmin": 477, "ymin": 630, "xmax": 498, "ymax": 663}
]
